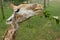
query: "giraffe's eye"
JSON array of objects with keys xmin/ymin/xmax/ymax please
[{"xmin": 15, "ymin": 9, "xmax": 20, "ymax": 13}]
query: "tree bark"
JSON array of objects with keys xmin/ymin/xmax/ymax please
[
  {"xmin": 44, "ymin": 0, "xmax": 47, "ymax": 9},
  {"xmin": 0, "ymin": 0, "xmax": 5, "ymax": 19}
]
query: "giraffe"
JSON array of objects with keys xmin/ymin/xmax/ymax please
[
  {"xmin": 3, "ymin": 23, "xmax": 17, "ymax": 40},
  {"xmin": 3, "ymin": 3, "xmax": 43, "ymax": 40},
  {"xmin": 3, "ymin": 12, "xmax": 19, "ymax": 40},
  {"xmin": 6, "ymin": 3, "xmax": 43, "ymax": 24}
]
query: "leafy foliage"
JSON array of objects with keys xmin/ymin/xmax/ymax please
[
  {"xmin": 13, "ymin": 0, "xmax": 27, "ymax": 5},
  {"xmin": 0, "ymin": 0, "xmax": 60, "ymax": 40}
]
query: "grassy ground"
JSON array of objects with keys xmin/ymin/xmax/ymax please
[{"xmin": 0, "ymin": 0, "xmax": 60, "ymax": 40}]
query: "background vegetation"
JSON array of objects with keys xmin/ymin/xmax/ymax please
[{"xmin": 0, "ymin": 0, "xmax": 60, "ymax": 40}]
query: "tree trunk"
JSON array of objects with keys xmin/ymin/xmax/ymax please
[
  {"xmin": 29, "ymin": 0, "xmax": 33, "ymax": 3},
  {"xmin": 0, "ymin": 0, "xmax": 5, "ymax": 19},
  {"xmin": 44, "ymin": 0, "xmax": 47, "ymax": 9},
  {"xmin": 47, "ymin": 0, "xmax": 50, "ymax": 6}
]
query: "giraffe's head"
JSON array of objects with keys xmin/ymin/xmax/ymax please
[{"xmin": 6, "ymin": 3, "xmax": 43, "ymax": 24}]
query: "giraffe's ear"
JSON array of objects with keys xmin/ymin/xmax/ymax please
[{"xmin": 9, "ymin": 3, "xmax": 17, "ymax": 9}]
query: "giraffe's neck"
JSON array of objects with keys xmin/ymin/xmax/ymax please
[{"xmin": 3, "ymin": 21, "xmax": 19, "ymax": 40}]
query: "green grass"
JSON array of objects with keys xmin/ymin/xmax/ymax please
[{"xmin": 0, "ymin": 0, "xmax": 60, "ymax": 40}]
